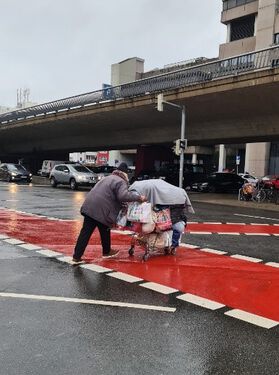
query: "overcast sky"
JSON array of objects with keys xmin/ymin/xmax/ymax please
[{"xmin": 0, "ymin": 0, "xmax": 226, "ymax": 107}]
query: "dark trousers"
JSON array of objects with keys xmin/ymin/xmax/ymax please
[{"xmin": 73, "ymin": 215, "xmax": 111, "ymax": 259}]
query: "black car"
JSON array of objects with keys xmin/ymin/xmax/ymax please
[
  {"xmin": 191, "ymin": 172, "xmax": 245, "ymax": 193},
  {"xmin": 0, "ymin": 163, "xmax": 32, "ymax": 182},
  {"xmin": 133, "ymin": 164, "xmax": 208, "ymax": 189}
]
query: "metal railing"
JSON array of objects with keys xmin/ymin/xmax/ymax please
[{"xmin": 0, "ymin": 45, "xmax": 278, "ymax": 125}]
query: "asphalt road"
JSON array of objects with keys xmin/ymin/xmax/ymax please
[{"xmin": 0, "ymin": 182, "xmax": 278, "ymax": 375}]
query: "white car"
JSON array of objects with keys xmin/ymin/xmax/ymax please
[{"xmin": 238, "ymin": 173, "xmax": 258, "ymax": 185}]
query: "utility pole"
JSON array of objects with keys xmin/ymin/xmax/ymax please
[{"xmin": 157, "ymin": 94, "xmax": 186, "ymax": 188}]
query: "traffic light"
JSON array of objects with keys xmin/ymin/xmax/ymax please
[{"xmin": 157, "ymin": 93, "xmax": 164, "ymax": 112}]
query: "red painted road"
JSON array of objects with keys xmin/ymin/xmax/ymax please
[
  {"xmin": 1, "ymin": 209, "xmax": 279, "ymax": 321},
  {"xmin": 186, "ymin": 222, "xmax": 279, "ymax": 234}
]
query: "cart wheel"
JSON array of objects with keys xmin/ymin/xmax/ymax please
[
  {"xmin": 128, "ymin": 247, "xmax": 134, "ymax": 256},
  {"xmin": 143, "ymin": 254, "xmax": 149, "ymax": 261}
]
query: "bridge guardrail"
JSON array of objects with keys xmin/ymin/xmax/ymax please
[{"xmin": 0, "ymin": 45, "xmax": 278, "ymax": 124}]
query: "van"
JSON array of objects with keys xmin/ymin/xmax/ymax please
[{"xmin": 41, "ymin": 160, "xmax": 65, "ymax": 177}]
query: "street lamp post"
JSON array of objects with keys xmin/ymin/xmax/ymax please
[{"xmin": 157, "ymin": 94, "xmax": 186, "ymax": 188}]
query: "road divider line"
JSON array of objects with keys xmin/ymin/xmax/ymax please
[
  {"xmin": 188, "ymin": 231, "xmax": 212, "ymax": 235},
  {"xmin": 230, "ymin": 254, "xmax": 262, "ymax": 263},
  {"xmin": 18, "ymin": 244, "xmax": 42, "ymax": 251},
  {"xmin": 80, "ymin": 263, "xmax": 113, "ymax": 273},
  {"xmin": 217, "ymin": 232, "xmax": 240, "ymax": 235},
  {"xmin": 140, "ymin": 282, "xmax": 178, "ymax": 295},
  {"xmin": 234, "ymin": 213, "xmax": 279, "ymax": 222},
  {"xmin": 224, "ymin": 309, "xmax": 279, "ymax": 329},
  {"xmin": 265, "ymin": 262, "xmax": 279, "ymax": 268},
  {"xmin": 0, "ymin": 234, "xmax": 9, "ymax": 240},
  {"xmin": 108, "ymin": 272, "xmax": 143, "ymax": 283},
  {"xmin": 244, "ymin": 233, "xmax": 270, "ymax": 236},
  {"xmin": 200, "ymin": 248, "xmax": 227, "ymax": 255},
  {"xmin": 180, "ymin": 243, "xmax": 200, "ymax": 249},
  {"xmin": 177, "ymin": 293, "xmax": 225, "ymax": 310},
  {"xmin": 3, "ymin": 238, "xmax": 24, "ymax": 245},
  {"xmin": 0, "ymin": 292, "xmax": 176, "ymax": 313},
  {"xmin": 36, "ymin": 250, "xmax": 63, "ymax": 257}
]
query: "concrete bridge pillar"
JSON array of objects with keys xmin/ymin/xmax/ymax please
[{"xmin": 218, "ymin": 144, "xmax": 226, "ymax": 172}]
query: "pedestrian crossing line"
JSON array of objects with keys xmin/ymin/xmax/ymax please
[
  {"xmin": 230, "ymin": 254, "xmax": 263, "ymax": 263},
  {"xmin": 140, "ymin": 282, "xmax": 178, "ymax": 295},
  {"xmin": 177, "ymin": 293, "xmax": 225, "ymax": 310},
  {"xmin": 0, "ymin": 292, "xmax": 176, "ymax": 313},
  {"xmin": 189, "ymin": 231, "xmax": 213, "ymax": 235},
  {"xmin": 180, "ymin": 243, "xmax": 200, "ymax": 249},
  {"xmin": 224, "ymin": 309, "xmax": 279, "ymax": 329}
]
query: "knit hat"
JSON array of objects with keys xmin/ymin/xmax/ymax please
[{"xmin": 117, "ymin": 162, "xmax": 129, "ymax": 174}]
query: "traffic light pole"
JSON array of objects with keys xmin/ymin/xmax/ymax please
[
  {"xmin": 179, "ymin": 105, "xmax": 186, "ymax": 188},
  {"xmin": 157, "ymin": 94, "xmax": 186, "ymax": 188}
]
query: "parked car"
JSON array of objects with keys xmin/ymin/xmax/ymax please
[
  {"xmin": 0, "ymin": 163, "xmax": 32, "ymax": 182},
  {"xmin": 238, "ymin": 173, "xmax": 258, "ymax": 185},
  {"xmin": 49, "ymin": 164, "xmax": 98, "ymax": 190},
  {"xmin": 87, "ymin": 165, "xmax": 116, "ymax": 182},
  {"xmin": 191, "ymin": 172, "xmax": 245, "ymax": 193},
  {"xmin": 41, "ymin": 160, "xmax": 65, "ymax": 177},
  {"xmin": 133, "ymin": 164, "xmax": 207, "ymax": 189}
]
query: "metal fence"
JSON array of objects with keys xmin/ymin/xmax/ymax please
[{"xmin": 0, "ymin": 45, "xmax": 278, "ymax": 124}]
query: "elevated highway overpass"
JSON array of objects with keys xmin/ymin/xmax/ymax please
[{"xmin": 0, "ymin": 47, "xmax": 278, "ymax": 161}]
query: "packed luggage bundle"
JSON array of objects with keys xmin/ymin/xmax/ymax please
[{"xmin": 116, "ymin": 179, "xmax": 194, "ymax": 261}]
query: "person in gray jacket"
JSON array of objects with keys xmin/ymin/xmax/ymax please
[{"xmin": 72, "ymin": 163, "xmax": 145, "ymax": 264}]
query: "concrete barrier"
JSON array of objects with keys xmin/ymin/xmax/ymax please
[{"xmin": 32, "ymin": 176, "xmax": 50, "ymax": 185}]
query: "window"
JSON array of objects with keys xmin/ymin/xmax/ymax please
[
  {"xmin": 274, "ymin": 33, "xmax": 279, "ymax": 45},
  {"xmin": 230, "ymin": 15, "xmax": 255, "ymax": 41}
]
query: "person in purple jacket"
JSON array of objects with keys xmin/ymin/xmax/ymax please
[{"xmin": 72, "ymin": 163, "xmax": 145, "ymax": 264}]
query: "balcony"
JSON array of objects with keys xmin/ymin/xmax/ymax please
[{"xmin": 222, "ymin": 0, "xmax": 258, "ymax": 24}]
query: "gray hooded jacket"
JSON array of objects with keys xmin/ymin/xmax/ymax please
[{"xmin": 81, "ymin": 172, "xmax": 140, "ymax": 227}]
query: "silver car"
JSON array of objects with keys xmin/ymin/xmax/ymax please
[{"xmin": 50, "ymin": 164, "xmax": 98, "ymax": 190}]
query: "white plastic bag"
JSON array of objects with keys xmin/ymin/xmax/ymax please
[
  {"xmin": 146, "ymin": 230, "xmax": 173, "ymax": 249},
  {"xmin": 116, "ymin": 210, "xmax": 127, "ymax": 227},
  {"xmin": 127, "ymin": 202, "xmax": 152, "ymax": 223}
]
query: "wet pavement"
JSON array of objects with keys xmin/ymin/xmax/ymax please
[{"xmin": 0, "ymin": 182, "xmax": 279, "ymax": 374}]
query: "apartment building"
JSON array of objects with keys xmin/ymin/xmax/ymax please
[{"xmin": 220, "ymin": 0, "xmax": 279, "ymax": 175}]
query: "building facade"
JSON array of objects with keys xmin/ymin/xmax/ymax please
[{"xmin": 220, "ymin": 0, "xmax": 279, "ymax": 176}]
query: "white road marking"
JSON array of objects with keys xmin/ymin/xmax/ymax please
[
  {"xmin": 177, "ymin": 293, "xmax": 225, "ymax": 310},
  {"xmin": 244, "ymin": 233, "xmax": 270, "ymax": 236},
  {"xmin": 3, "ymin": 238, "xmax": 24, "ymax": 245},
  {"xmin": 56, "ymin": 256, "xmax": 75, "ymax": 264},
  {"xmin": 18, "ymin": 244, "xmax": 42, "ymax": 250},
  {"xmin": 108, "ymin": 272, "xmax": 143, "ymax": 283},
  {"xmin": 217, "ymin": 232, "xmax": 240, "ymax": 235},
  {"xmin": 140, "ymin": 282, "xmax": 178, "ymax": 295},
  {"xmin": 204, "ymin": 222, "xmax": 222, "ymax": 224},
  {"xmin": 273, "ymin": 234, "xmax": 279, "ymax": 236},
  {"xmin": 230, "ymin": 254, "xmax": 262, "ymax": 263},
  {"xmin": 265, "ymin": 262, "xmax": 279, "ymax": 268},
  {"xmin": 0, "ymin": 292, "xmax": 176, "ymax": 313},
  {"xmin": 0, "ymin": 234, "xmax": 9, "ymax": 239},
  {"xmin": 250, "ymin": 223, "xmax": 269, "ymax": 226},
  {"xmin": 80, "ymin": 264, "xmax": 113, "ymax": 273},
  {"xmin": 189, "ymin": 231, "xmax": 212, "ymax": 235},
  {"xmin": 180, "ymin": 243, "xmax": 200, "ymax": 249},
  {"xmin": 200, "ymin": 248, "xmax": 227, "ymax": 255},
  {"xmin": 36, "ymin": 250, "xmax": 63, "ymax": 257},
  {"xmin": 112, "ymin": 229, "xmax": 134, "ymax": 235},
  {"xmin": 226, "ymin": 222, "xmax": 246, "ymax": 225},
  {"xmin": 224, "ymin": 309, "xmax": 279, "ymax": 329},
  {"xmin": 234, "ymin": 213, "xmax": 279, "ymax": 222},
  {"xmin": 187, "ymin": 221, "xmax": 198, "ymax": 224}
]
